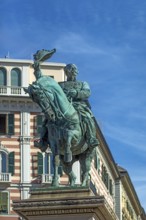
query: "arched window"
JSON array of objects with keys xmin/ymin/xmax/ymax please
[
  {"xmin": 11, "ymin": 68, "xmax": 21, "ymax": 86},
  {"xmin": 0, "ymin": 67, "xmax": 7, "ymax": 86}
]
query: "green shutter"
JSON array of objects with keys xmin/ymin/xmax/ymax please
[
  {"xmin": 37, "ymin": 152, "xmax": 43, "ymax": 175},
  {"xmin": 102, "ymin": 166, "xmax": 106, "ymax": 182},
  {"xmin": 8, "ymin": 152, "xmax": 15, "ymax": 175},
  {"xmin": 36, "ymin": 115, "xmax": 43, "ymax": 135},
  {"xmin": 94, "ymin": 154, "xmax": 98, "ymax": 169},
  {"xmin": 8, "ymin": 114, "xmax": 14, "ymax": 135},
  {"xmin": 94, "ymin": 153, "xmax": 100, "ymax": 171},
  {"xmin": 105, "ymin": 172, "xmax": 109, "ymax": 189},
  {"xmin": 109, "ymin": 179, "xmax": 113, "ymax": 195},
  {"xmin": 0, "ymin": 192, "xmax": 8, "ymax": 214}
]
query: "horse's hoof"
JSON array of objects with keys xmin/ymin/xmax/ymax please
[
  {"xmin": 64, "ymin": 153, "xmax": 72, "ymax": 163},
  {"xmin": 51, "ymin": 180, "xmax": 59, "ymax": 187},
  {"xmin": 81, "ymin": 179, "xmax": 90, "ymax": 187},
  {"xmin": 69, "ymin": 175, "xmax": 76, "ymax": 187},
  {"xmin": 70, "ymin": 180, "xmax": 76, "ymax": 187},
  {"xmin": 81, "ymin": 182, "xmax": 88, "ymax": 187}
]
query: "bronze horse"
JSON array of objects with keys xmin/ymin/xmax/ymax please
[{"xmin": 25, "ymin": 50, "xmax": 98, "ymax": 186}]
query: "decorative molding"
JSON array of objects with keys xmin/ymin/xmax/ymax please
[
  {"xmin": 13, "ymin": 196, "xmax": 118, "ymax": 219},
  {"xmin": 0, "ymin": 141, "xmax": 9, "ymax": 154},
  {"xmin": 0, "ymin": 99, "xmax": 40, "ymax": 112},
  {"xmin": 23, "ymin": 208, "xmax": 94, "ymax": 216},
  {"xmin": 104, "ymin": 200, "xmax": 118, "ymax": 220},
  {"xmin": 13, "ymin": 197, "xmax": 104, "ymax": 208}
]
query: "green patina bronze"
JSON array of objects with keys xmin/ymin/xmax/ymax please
[{"xmin": 24, "ymin": 49, "xmax": 99, "ymax": 187}]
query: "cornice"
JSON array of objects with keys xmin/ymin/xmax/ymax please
[
  {"xmin": 119, "ymin": 169, "xmax": 142, "ymax": 215},
  {"xmin": 13, "ymin": 195, "xmax": 118, "ymax": 220},
  {"xmin": 0, "ymin": 97, "xmax": 40, "ymax": 112},
  {"xmin": 0, "ymin": 58, "xmax": 66, "ymax": 68}
]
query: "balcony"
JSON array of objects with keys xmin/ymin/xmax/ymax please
[
  {"xmin": 0, "ymin": 173, "xmax": 11, "ymax": 185},
  {"xmin": 41, "ymin": 174, "xmax": 52, "ymax": 184},
  {"xmin": 0, "ymin": 86, "xmax": 28, "ymax": 96}
]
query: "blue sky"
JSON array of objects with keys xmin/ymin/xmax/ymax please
[{"xmin": 0, "ymin": 0, "xmax": 146, "ymax": 210}]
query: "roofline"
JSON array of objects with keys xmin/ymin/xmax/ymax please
[
  {"xmin": 0, "ymin": 58, "xmax": 66, "ymax": 67},
  {"xmin": 118, "ymin": 166, "xmax": 144, "ymax": 215},
  {"xmin": 94, "ymin": 118, "xmax": 120, "ymax": 179}
]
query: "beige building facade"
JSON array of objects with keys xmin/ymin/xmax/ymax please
[{"xmin": 0, "ymin": 58, "xmax": 145, "ymax": 220}]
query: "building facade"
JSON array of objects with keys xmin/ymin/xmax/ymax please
[{"xmin": 0, "ymin": 58, "xmax": 145, "ymax": 220}]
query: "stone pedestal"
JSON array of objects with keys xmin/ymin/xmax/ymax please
[{"xmin": 13, "ymin": 187, "xmax": 118, "ymax": 220}]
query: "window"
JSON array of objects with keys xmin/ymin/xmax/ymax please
[
  {"xmin": 101, "ymin": 164, "xmax": 113, "ymax": 195},
  {"xmin": 0, "ymin": 68, "xmax": 7, "ymax": 86},
  {"xmin": 37, "ymin": 152, "xmax": 54, "ymax": 175},
  {"xmin": 0, "ymin": 192, "xmax": 9, "ymax": 215},
  {"xmin": 11, "ymin": 68, "xmax": 21, "ymax": 87},
  {"xmin": 0, "ymin": 114, "xmax": 14, "ymax": 135},
  {"xmin": 94, "ymin": 153, "xmax": 100, "ymax": 174},
  {"xmin": 0, "ymin": 151, "xmax": 15, "ymax": 175},
  {"xmin": 101, "ymin": 165, "xmax": 109, "ymax": 189}
]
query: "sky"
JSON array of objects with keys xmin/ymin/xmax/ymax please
[{"xmin": 0, "ymin": 0, "xmax": 146, "ymax": 211}]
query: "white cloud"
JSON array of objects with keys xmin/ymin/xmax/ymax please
[{"xmin": 103, "ymin": 122, "xmax": 146, "ymax": 152}]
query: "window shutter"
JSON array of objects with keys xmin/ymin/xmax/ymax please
[
  {"xmin": 102, "ymin": 165, "xmax": 106, "ymax": 182},
  {"xmin": 105, "ymin": 172, "xmax": 109, "ymax": 189},
  {"xmin": 94, "ymin": 154, "xmax": 98, "ymax": 170},
  {"xmin": 0, "ymin": 192, "xmax": 8, "ymax": 214},
  {"xmin": 8, "ymin": 114, "xmax": 14, "ymax": 135},
  {"xmin": 8, "ymin": 152, "xmax": 15, "ymax": 175},
  {"xmin": 37, "ymin": 152, "xmax": 43, "ymax": 175},
  {"xmin": 36, "ymin": 115, "xmax": 43, "ymax": 135},
  {"xmin": 94, "ymin": 153, "xmax": 100, "ymax": 171},
  {"xmin": 2, "ymin": 152, "xmax": 7, "ymax": 173},
  {"xmin": 109, "ymin": 179, "xmax": 113, "ymax": 195}
]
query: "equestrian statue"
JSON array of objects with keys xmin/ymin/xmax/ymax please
[{"xmin": 24, "ymin": 48, "xmax": 99, "ymax": 187}]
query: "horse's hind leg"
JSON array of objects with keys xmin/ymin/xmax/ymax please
[
  {"xmin": 64, "ymin": 135, "xmax": 73, "ymax": 163},
  {"xmin": 60, "ymin": 156, "xmax": 76, "ymax": 186},
  {"xmin": 80, "ymin": 148, "xmax": 96, "ymax": 187},
  {"xmin": 51, "ymin": 154, "xmax": 60, "ymax": 187}
]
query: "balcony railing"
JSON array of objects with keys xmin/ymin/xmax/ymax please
[
  {"xmin": 0, "ymin": 173, "xmax": 11, "ymax": 183},
  {"xmin": 0, "ymin": 86, "xmax": 28, "ymax": 96},
  {"xmin": 41, "ymin": 174, "xmax": 52, "ymax": 184}
]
